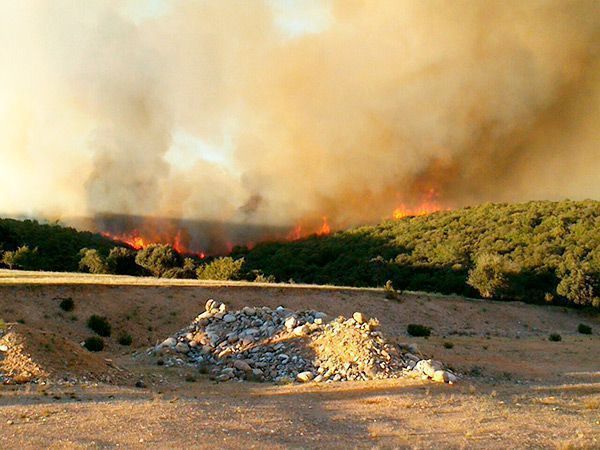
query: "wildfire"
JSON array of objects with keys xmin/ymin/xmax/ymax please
[
  {"xmin": 101, "ymin": 229, "xmax": 206, "ymax": 258},
  {"xmin": 287, "ymin": 216, "xmax": 331, "ymax": 241},
  {"xmin": 392, "ymin": 188, "xmax": 446, "ymax": 219},
  {"xmin": 317, "ymin": 216, "xmax": 330, "ymax": 236}
]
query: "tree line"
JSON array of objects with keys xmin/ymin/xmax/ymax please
[{"xmin": 1, "ymin": 200, "xmax": 598, "ymax": 308}]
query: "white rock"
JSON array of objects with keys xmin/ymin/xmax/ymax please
[
  {"xmin": 284, "ymin": 317, "xmax": 297, "ymax": 330},
  {"xmin": 161, "ymin": 337, "xmax": 177, "ymax": 348},
  {"xmin": 205, "ymin": 299, "xmax": 216, "ymax": 312},
  {"xmin": 293, "ymin": 325, "xmax": 310, "ymax": 337},
  {"xmin": 0, "ymin": 345, "xmax": 7, "ymax": 352},
  {"xmin": 415, "ymin": 359, "xmax": 444, "ymax": 378},
  {"xmin": 352, "ymin": 312, "xmax": 366, "ymax": 324},
  {"xmin": 297, "ymin": 371, "xmax": 314, "ymax": 382}
]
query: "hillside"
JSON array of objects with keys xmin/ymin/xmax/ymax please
[
  {"xmin": 0, "ymin": 218, "xmax": 116, "ymax": 272},
  {"xmin": 240, "ymin": 200, "xmax": 600, "ymax": 307},
  {"xmin": 1, "ymin": 201, "xmax": 598, "ymax": 308}
]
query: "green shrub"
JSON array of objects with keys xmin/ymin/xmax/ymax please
[
  {"xmin": 577, "ymin": 323, "xmax": 592, "ymax": 335},
  {"xmin": 384, "ymin": 280, "xmax": 401, "ymax": 300},
  {"xmin": 467, "ymin": 253, "xmax": 509, "ymax": 299},
  {"xmin": 106, "ymin": 247, "xmax": 139, "ymax": 275},
  {"xmin": 253, "ymin": 271, "xmax": 276, "ymax": 283},
  {"xmin": 197, "ymin": 257, "xmax": 244, "ymax": 281},
  {"xmin": 557, "ymin": 264, "xmax": 598, "ymax": 307},
  {"xmin": 78, "ymin": 248, "xmax": 109, "ymax": 274},
  {"xmin": 407, "ymin": 324, "xmax": 431, "ymax": 337},
  {"xmin": 118, "ymin": 333, "xmax": 133, "ymax": 346},
  {"xmin": 0, "ymin": 318, "xmax": 5, "ymax": 330},
  {"xmin": 443, "ymin": 341, "xmax": 454, "ymax": 349},
  {"xmin": 87, "ymin": 315, "xmax": 112, "ymax": 337},
  {"xmin": 83, "ymin": 336, "xmax": 104, "ymax": 352},
  {"xmin": 59, "ymin": 297, "xmax": 75, "ymax": 312},
  {"xmin": 135, "ymin": 244, "xmax": 182, "ymax": 277},
  {"xmin": 1, "ymin": 245, "xmax": 39, "ymax": 270},
  {"xmin": 548, "ymin": 333, "xmax": 562, "ymax": 342}
]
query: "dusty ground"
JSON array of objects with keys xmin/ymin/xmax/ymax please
[{"xmin": 0, "ymin": 270, "xmax": 598, "ymax": 448}]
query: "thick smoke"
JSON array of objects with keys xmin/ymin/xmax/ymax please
[{"xmin": 0, "ymin": 0, "xmax": 598, "ymax": 231}]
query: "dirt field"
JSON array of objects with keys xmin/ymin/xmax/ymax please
[{"xmin": 0, "ymin": 270, "xmax": 598, "ymax": 448}]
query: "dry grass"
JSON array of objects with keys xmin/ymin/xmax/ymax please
[{"xmin": 0, "ymin": 273, "xmax": 598, "ymax": 448}]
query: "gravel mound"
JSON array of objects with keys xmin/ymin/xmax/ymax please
[
  {"xmin": 0, "ymin": 324, "xmax": 129, "ymax": 385},
  {"xmin": 153, "ymin": 299, "xmax": 457, "ymax": 384}
]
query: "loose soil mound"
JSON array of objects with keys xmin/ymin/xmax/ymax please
[
  {"xmin": 0, "ymin": 324, "xmax": 129, "ymax": 384},
  {"xmin": 152, "ymin": 299, "xmax": 456, "ymax": 383}
]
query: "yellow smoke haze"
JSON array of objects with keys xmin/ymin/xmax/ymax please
[{"xmin": 0, "ymin": 0, "xmax": 598, "ymax": 229}]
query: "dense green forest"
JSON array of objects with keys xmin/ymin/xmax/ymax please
[
  {"xmin": 1, "ymin": 201, "xmax": 598, "ymax": 308},
  {"xmin": 239, "ymin": 200, "xmax": 600, "ymax": 307},
  {"xmin": 0, "ymin": 218, "xmax": 116, "ymax": 271}
]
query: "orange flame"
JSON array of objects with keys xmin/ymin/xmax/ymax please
[
  {"xmin": 392, "ymin": 188, "xmax": 446, "ymax": 219},
  {"xmin": 317, "ymin": 216, "xmax": 330, "ymax": 236},
  {"xmin": 101, "ymin": 229, "xmax": 206, "ymax": 258}
]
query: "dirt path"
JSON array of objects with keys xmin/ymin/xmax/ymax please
[{"xmin": 0, "ymin": 271, "xmax": 598, "ymax": 448}]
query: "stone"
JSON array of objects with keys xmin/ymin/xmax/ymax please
[
  {"xmin": 353, "ymin": 312, "xmax": 366, "ymax": 324},
  {"xmin": 234, "ymin": 360, "xmax": 252, "ymax": 372},
  {"xmin": 205, "ymin": 299, "xmax": 216, "ymax": 312},
  {"xmin": 242, "ymin": 306, "xmax": 256, "ymax": 315},
  {"xmin": 154, "ymin": 302, "xmax": 452, "ymax": 385},
  {"xmin": 293, "ymin": 325, "xmax": 310, "ymax": 337},
  {"xmin": 248, "ymin": 368, "xmax": 264, "ymax": 382},
  {"xmin": 216, "ymin": 373, "xmax": 232, "ymax": 382},
  {"xmin": 161, "ymin": 337, "xmax": 177, "ymax": 348},
  {"xmin": 175, "ymin": 342, "xmax": 190, "ymax": 353},
  {"xmin": 196, "ymin": 311, "xmax": 213, "ymax": 320},
  {"xmin": 414, "ymin": 359, "xmax": 444, "ymax": 378},
  {"xmin": 296, "ymin": 371, "xmax": 314, "ymax": 382},
  {"xmin": 0, "ymin": 345, "xmax": 7, "ymax": 352},
  {"xmin": 284, "ymin": 316, "xmax": 297, "ymax": 330}
]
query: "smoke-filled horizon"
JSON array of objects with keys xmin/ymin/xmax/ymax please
[{"xmin": 1, "ymin": 0, "xmax": 599, "ymax": 232}]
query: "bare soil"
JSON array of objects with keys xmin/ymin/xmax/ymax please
[{"xmin": 0, "ymin": 270, "xmax": 598, "ymax": 449}]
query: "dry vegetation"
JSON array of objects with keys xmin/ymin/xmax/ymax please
[{"xmin": 0, "ymin": 271, "xmax": 598, "ymax": 448}]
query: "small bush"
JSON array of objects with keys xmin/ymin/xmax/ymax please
[
  {"xmin": 254, "ymin": 272, "xmax": 276, "ymax": 283},
  {"xmin": 407, "ymin": 323, "xmax": 431, "ymax": 337},
  {"xmin": 384, "ymin": 280, "xmax": 401, "ymax": 300},
  {"xmin": 118, "ymin": 333, "xmax": 133, "ymax": 346},
  {"xmin": 443, "ymin": 341, "xmax": 454, "ymax": 349},
  {"xmin": 1, "ymin": 245, "xmax": 39, "ymax": 270},
  {"xmin": 197, "ymin": 257, "xmax": 245, "ymax": 281},
  {"xmin": 135, "ymin": 244, "xmax": 182, "ymax": 277},
  {"xmin": 577, "ymin": 323, "xmax": 592, "ymax": 335},
  {"xmin": 78, "ymin": 248, "xmax": 109, "ymax": 274},
  {"xmin": 83, "ymin": 336, "xmax": 104, "ymax": 352},
  {"xmin": 0, "ymin": 318, "xmax": 5, "ymax": 330},
  {"xmin": 467, "ymin": 253, "xmax": 510, "ymax": 299},
  {"xmin": 59, "ymin": 297, "xmax": 75, "ymax": 312},
  {"xmin": 549, "ymin": 333, "xmax": 562, "ymax": 342},
  {"xmin": 87, "ymin": 315, "xmax": 112, "ymax": 337}
]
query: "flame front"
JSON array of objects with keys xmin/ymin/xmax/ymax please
[
  {"xmin": 392, "ymin": 189, "xmax": 446, "ymax": 219},
  {"xmin": 101, "ymin": 229, "xmax": 206, "ymax": 258}
]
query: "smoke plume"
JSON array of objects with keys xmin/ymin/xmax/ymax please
[{"xmin": 0, "ymin": 0, "xmax": 598, "ymax": 232}]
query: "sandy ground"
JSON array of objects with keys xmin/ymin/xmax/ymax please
[{"xmin": 0, "ymin": 270, "xmax": 598, "ymax": 448}]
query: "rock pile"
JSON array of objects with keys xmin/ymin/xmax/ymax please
[{"xmin": 153, "ymin": 299, "xmax": 458, "ymax": 384}]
